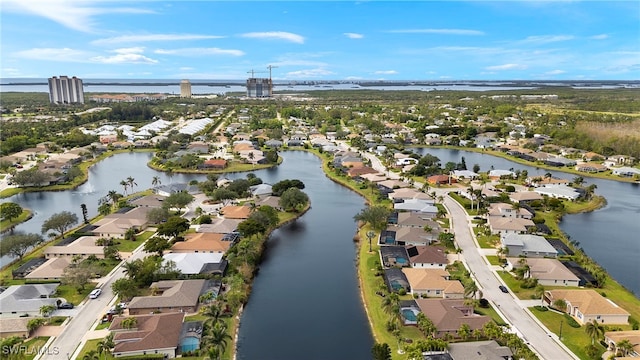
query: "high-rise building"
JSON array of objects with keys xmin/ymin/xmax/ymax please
[
  {"xmin": 246, "ymin": 77, "xmax": 272, "ymax": 98},
  {"xmin": 48, "ymin": 76, "xmax": 84, "ymax": 104},
  {"xmin": 180, "ymin": 79, "xmax": 192, "ymax": 98}
]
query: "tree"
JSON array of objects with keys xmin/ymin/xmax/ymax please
[
  {"xmin": 152, "ymin": 176, "xmax": 161, "ymax": 187},
  {"xmin": 80, "ymin": 203, "xmax": 89, "ymax": 224},
  {"xmin": 146, "ymin": 207, "xmax": 170, "ymax": 224},
  {"xmin": 119, "ymin": 180, "xmax": 129, "ymax": 195},
  {"xmin": 42, "ymin": 211, "xmax": 78, "ymax": 238},
  {"xmin": 97, "ymin": 333, "xmax": 114, "ymax": 359},
  {"xmin": 62, "ymin": 261, "xmax": 98, "ymax": 292},
  {"xmin": 279, "ymin": 187, "xmax": 309, "ymax": 212},
  {"xmin": 39, "ymin": 304, "xmax": 56, "ymax": 317},
  {"xmin": 272, "ymin": 179, "xmax": 305, "ymax": 196},
  {"xmin": 585, "ymin": 319, "xmax": 604, "ymax": 345},
  {"xmin": 156, "ymin": 216, "xmax": 190, "ymax": 241},
  {"xmin": 353, "ymin": 205, "xmax": 390, "ymax": 233},
  {"xmin": 237, "ymin": 218, "xmax": 266, "ymax": 238},
  {"xmin": 27, "ymin": 318, "xmax": 46, "ymax": 334},
  {"xmin": 458, "ymin": 323, "xmax": 472, "ymax": 340},
  {"xmin": 0, "ymin": 233, "xmax": 44, "ymax": 259},
  {"xmin": 121, "ymin": 317, "xmax": 138, "ymax": 330},
  {"xmin": 111, "ymin": 278, "xmax": 139, "ymax": 300},
  {"xmin": 371, "ymin": 343, "xmax": 392, "ymax": 360},
  {"xmin": 163, "ymin": 191, "xmax": 195, "ymax": 210},
  {"xmin": 616, "ymin": 339, "xmax": 634, "ymax": 357},
  {"xmin": 143, "ymin": 236, "xmax": 172, "ymax": 257},
  {"xmin": 0, "ymin": 202, "xmax": 22, "ymax": 222},
  {"xmin": 126, "ymin": 176, "xmax": 137, "ymax": 193},
  {"xmin": 202, "ymin": 321, "xmax": 232, "ymax": 357},
  {"xmin": 210, "ymin": 188, "xmax": 239, "ymax": 205},
  {"xmin": 464, "ymin": 281, "xmax": 478, "ymax": 299}
]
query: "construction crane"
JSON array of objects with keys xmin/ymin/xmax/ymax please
[
  {"xmin": 247, "ymin": 69, "xmax": 267, "ymax": 78},
  {"xmin": 267, "ymin": 65, "xmax": 278, "ymax": 80}
]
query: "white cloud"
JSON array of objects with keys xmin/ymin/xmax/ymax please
[
  {"xmin": 485, "ymin": 63, "xmax": 528, "ymax": 71},
  {"xmin": 14, "ymin": 48, "xmax": 90, "ymax": 62},
  {"xmin": 545, "ymin": 69, "xmax": 566, "ymax": 75},
  {"xmin": 154, "ymin": 48, "xmax": 245, "ymax": 56},
  {"xmin": 344, "ymin": 33, "xmax": 364, "ymax": 39},
  {"xmin": 241, "ymin": 31, "xmax": 305, "ymax": 44},
  {"xmin": 387, "ymin": 28, "xmax": 485, "ymax": 36},
  {"xmin": 374, "ymin": 70, "xmax": 398, "ymax": 75},
  {"xmin": 345, "ymin": 76, "xmax": 364, "ymax": 80},
  {"xmin": 520, "ymin": 35, "xmax": 575, "ymax": 44},
  {"xmin": 2, "ymin": 0, "xmax": 154, "ymax": 33},
  {"xmin": 179, "ymin": 67, "xmax": 194, "ymax": 71},
  {"xmin": 90, "ymin": 48, "xmax": 158, "ymax": 64},
  {"xmin": 93, "ymin": 34, "xmax": 224, "ymax": 45},
  {"xmin": 285, "ymin": 68, "xmax": 334, "ymax": 78},
  {"xmin": 590, "ymin": 34, "xmax": 609, "ymax": 40}
]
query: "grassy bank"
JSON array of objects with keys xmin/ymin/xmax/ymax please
[{"xmin": 0, "ymin": 209, "xmax": 32, "ymax": 232}]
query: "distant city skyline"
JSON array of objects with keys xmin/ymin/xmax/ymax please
[{"xmin": 1, "ymin": 1, "xmax": 638, "ymax": 81}]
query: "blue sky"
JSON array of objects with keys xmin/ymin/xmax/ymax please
[{"xmin": 1, "ymin": 1, "xmax": 638, "ymax": 80}]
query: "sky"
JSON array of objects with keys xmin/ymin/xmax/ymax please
[{"xmin": 1, "ymin": 0, "xmax": 639, "ymax": 81}]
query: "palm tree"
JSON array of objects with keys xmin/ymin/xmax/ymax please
[
  {"xmin": 96, "ymin": 333, "xmax": 114, "ymax": 359},
  {"xmin": 203, "ymin": 346, "xmax": 220, "ymax": 360},
  {"xmin": 121, "ymin": 317, "xmax": 138, "ymax": 330},
  {"xmin": 464, "ymin": 281, "xmax": 478, "ymax": 299},
  {"xmin": 83, "ymin": 350, "xmax": 100, "ymax": 360},
  {"xmin": 201, "ymin": 304, "xmax": 223, "ymax": 326},
  {"xmin": 152, "ymin": 176, "xmax": 161, "ymax": 188},
  {"xmin": 40, "ymin": 304, "xmax": 56, "ymax": 318},
  {"xmin": 458, "ymin": 323, "xmax": 472, "ymax": 340},
  {"xmin": 616, "ymin": 339, "xmax": 634, "ymax": 357},
  {"xmin": 127, "ymin": 176, "xmax": 137, "ymax": 193},
  {"xmin": 119, "ymin": 180, "xmax": 128, "ymax": 195},
  {"xmin": 202, "ymin": 322, "xmax": 232, "ymax": 358},
  {"xmin": 585, "ymin": 319, "xmax": 604, "ymax": 345}
]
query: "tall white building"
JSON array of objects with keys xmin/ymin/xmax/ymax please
[
  {"xmin": 48, "ymin": 76, "xmax": 84, "ymax": 104},
  {"xmin": 180, "ymin": 79, "xmax": 192, "ymax": 98}
]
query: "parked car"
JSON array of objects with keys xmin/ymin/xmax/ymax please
[
  {"xmin": 499, "ymin": 285, "xmax": 509, "ymax": 293},
  {"xmin": 89, "ymin": 288, "xmax": 102, "ymax": 299},
  {"xmin": 58, "ymin": 302, "xmax": 74, "ymax": 309}
]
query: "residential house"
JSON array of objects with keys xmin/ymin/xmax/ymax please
[
  {"xmin": 359, "ymin": 173, "xmax": 387, "ymax": 183},
  {"xmin": 0, "ymin": 318, "xmax": 30, "ymax": 338},
  {"xmin": 427, "ymin": 175, "xmax": 454, "ymax": 185},
  {"xmin": 219, "ymin": 205, "xmax": 251, "ymax": 219},
  {"xmin": 506, "ymin": 258, "xmax": 580, "ymax": 287},
  {"xmin": 44, "ymin": 236, "xmax": 105, "ymax": 259},
  {"xmin": 402, "ymin": 269, "xmax": 464, "ymax": 298},
  {"xmin": 414, "ymin": 299, "xmax": 490, "ymax": 338},
  {"xmin": 509, "ymin": 191, "xmax": 544, "ymax": 204},
  {"xmin": 170, "ymin": 233, "xmax": 233, "ymax": 254},
  {"xmin": 604, "ymin": 330, "xmax": 640, "ymax": 358},
  {"xmin": 200, "ymin": 159, "xmax": 227, "ymax": 170},
  {"xmin": 487, "ymin": 203, "xmax": 533, "ymax": 219},
  {"xmin": 384, "ymin": 268, "xmax": 410, "ymax": 293},
  {"xmin": 611, "ymin": 166, "xmax": 640, "ymax": 177},
  {"xmin": 131, "ymin": 194, "xmax": 167, "ymax": 208},
  {"xmin": 250, "ymin": 183, "xmax": 273, "ymax": 197},
  {"xmin": 394, "ymin": 199, "xmax": 438, "ymax": 215},
  {"xmin": 488, "ymin": 217, "xmax": 535, "ymax": 235},
  {"xmin": 534, "ymin": 185, "xmax": 581, "ymax": 201},
  {"xmin": 451, "ymin": 170, "xmax": 479, "ymax": 181},
  {"xmin": 501, "ymin": 233, "xmax": 557, "ymax": 258},
  {"xmin": 196, "ymin": 218, "xmax": 242, "ymax": 234},
  {"xmin": 605, "ymin": 155, "xmax": 636, "ymax": 166},
  {"xmin": 109, "ymin": 312, "xmax": 185, "ymax": 358},
  {"xmin": 389, "ymin": 188, "xmax": 432, "ymax": 202},
  {"xmin": 394, "ymin": 212, "xmax": 438, "ymax": 228},
  {"xmin": 127, "ymin": 280, "xmax": 210, "ymax": 315},
  {"xmin": 163, "ymin": 253, "xmax": 227, "ymax": 276},
  {"xmin": 24, "ymin": 257, "xmax": 71, "ymax": 281},
  {"xmin": 488, "ymin": 170, "xmax": 515, "ymax": 180},
  {"xmin": 0, "ymin": 284, "xmax": 60, "ymax": 318},
  {"xmin": 347, "ymin": 166, "xmax": 378, "ymax": 178},
  {"xmin": 526, "ymin": 176, "xmax": 570, "ymax": 188},
  {"xmin": 255, "ymin": 196, "xmax": 283, "ymax": 211},
  {"xmin": 92, "ymin": 207, "xmax": 152, "ymax": 238},
  {"xmin": 406, "ymin": 245, "xmax": 448, "ymax": 269},
  {"xmin": 543, "ymin": 289, "xmax": 630, "ymax": 325},
  {"xmin": 155, "ymin": 183, "xmax": 199, "ymax": 197},
  {"xmin": 447, "ymin": 341, "xmax": 513, "ymax": 360}
]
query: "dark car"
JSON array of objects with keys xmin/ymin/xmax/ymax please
[
  {"xmin": 58, "ymin": 302, "xmax": 74, "ymax": 309},
  {"xmin": 499, "ymin": 285, "xmax": 509, "ymax": 293}
]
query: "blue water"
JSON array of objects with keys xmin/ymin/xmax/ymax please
[
  {"xmin": 402, "ymin": 309, "xmax": 417, "ymax": 322},
  {"xmin": 180, "ymin": 336, "xmax": 199, "ymax": 352},
  {"xmin": 396, "ymin": 258, "xmax": 407, "ymax": 264}
]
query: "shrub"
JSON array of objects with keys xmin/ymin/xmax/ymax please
[
  {"xmin": 534, "ymin": 305, "xmax": 548, "ymax": 311},
  {"xmin": 479, "ymin": 298, "xmax": 489, "ymax": 308},
  {"xmin": 563, "ymin": 313, "xmax": 581, "ymax": 328}
]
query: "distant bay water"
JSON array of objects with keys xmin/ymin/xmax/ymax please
[{"xmin": 1, "ymin": 79, "xmax": 638, "ymax": 95}]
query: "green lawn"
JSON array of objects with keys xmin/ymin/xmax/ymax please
[
  {"xmin": 474, "ymin": 304, "xmax": 508, "ymax": 326},
  {"xmin": 23, "ymin": 336, "xmax": 50, "ymax": 360},
  {"xmin": 48, "ymin": 316, "xmax": 67, "ymax": 326},
  {"xmin": 55, "ymin": 283, "xmax": 97, "ymax": 304},
  {"xmin": 530, "ymin": 307, "xmax": 606, "ymax": 360},
  {"xmin": 485, "ymin": 255, "xmax": 503, "ymax": 266},
  {"xmin": 0, "ymin": 209, "xmax": 32, "ymax": 232}
]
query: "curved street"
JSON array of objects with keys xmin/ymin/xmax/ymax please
[{"xmin": 361, "ymin": 149, "xmax": 578, "ymax": 359}]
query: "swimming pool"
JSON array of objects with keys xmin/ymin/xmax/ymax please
[
  {"xmin": 180, "ymin": 336, "xmax": 200, "ymax": 352},
  {"xmin": 401, "ymin": 309, "xmax": 417, "ymax": 322}
]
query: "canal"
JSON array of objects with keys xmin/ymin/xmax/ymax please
[{"xmin": 3, "ymin": 151, "xmax": 374, "ymax": 358}]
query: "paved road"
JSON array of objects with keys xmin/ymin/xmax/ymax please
[
  {"xmin": 361, "ymin": 149, "xmax": 577, "ymax": 359},
  {"xmin": 38, "ymin": 247, "xmax": 150, "ymax": 360}
]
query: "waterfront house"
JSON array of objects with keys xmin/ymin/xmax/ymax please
[
  {"xmin": 200, "ymin": 159, "xmax": 227, "ymax": 170},
  {"xmin": 406, "ymin": 245, "xmax": 448, "ymax": 269},
  {"xmin": 163, "ymin": 253, "xmax": 227, "ymax": 277},
  {"xmin": 170, "ymin": 232, "xmax": 233, "ymax": 254},
  {"xmin": 384, "ymin": 268, "xmax": 410, "ymax": 293},
  {"xmin": 131, "ymin": 194, "xmax": 167, "ymax": 208},
  {"xmin": 487, "ymin": 203, "xmax": 533, "ymax": 219},
  {"xmin": 509, "ymin": 191, "xmax": 544, "ymax": 204},
  {"xmin": 379, "ymin": 246, "xmax": 411, "ymax": 268},
  {"xmin": 394, "ymin": 199, "xmax": 438, "ymax": 215},
  {"xmin": 427, "ymin": 174, "xmax": 454, "ymax": 185},
  {"xmin": 360, "ymin": 173, "xmax": 387, "ymax": 183},
  {"xmin": 488, "ymin": 217, "xmax": 535, "ymax": 235},
  {"xmin": 127, "ymin": 280, "xmax": 210, "ymax": 315},
  {"xmin": 402, "ymin": 268, "xmax": 464, "ymax": 298},
  {"xmin": 196, "ymin": 218, "xmax": 242, "ymax": 234},
  {"xmin": 389, "ymin": 188, "xmax": 432, "ymax": 202},
  {"xmin": 44, "ymin": 236, "xmax": 105, "ymax": 259},
  {"xmin": 534, "ymin": 185, "xmax": 581, "ymax": 201},
  {"xmin": 109, "ymin": 312, "xmax": 185, "ymax": 358},
  {"xmin": 394, "ymin": 212, "xmax": 439, "ymax": 228},
  {"xmin": 500, "ymin": 233, "xmax": 557, "ymax": 257},
  {"xmin": 575, "ymin": 163, "xmax": 608, "ymax": 173},
  {"xmin": 611, "ymin": 166, "xmax": 640, "ymax": 177},
  {"xmin": 604, "ymin": 330, "xmax": 640, "ymax": 358},
  {"xmin": 506, "ymin": 258, "xmax": 580, "ymax": 287},
  {"xmin": 92, "ymin": 207, "xmax": 151, "ymax": 238},
  {"xmin": 447, "ymin": 341, "xmax": 513, "ymax": 360},
  {"xmin": 526, "ymin": 176, "xmax": 570, "ymax": 187},
  {"xmin": 543, "ymin": 289, "xmax": 630, "ymax": 325},
  {"xmin": 488, "ymin": 169, "xmax": 515, "ymax": 180},
  {"xmin": 0, "ymin": 284, "xmax": 60, "ymax": 318},
  {"xmin": 414, "ymin": 298, "xmax": 490, "ymax": 338},
  {"xmin": 451, "ymin": 170, "xmax": 479, "ymax": 181}
]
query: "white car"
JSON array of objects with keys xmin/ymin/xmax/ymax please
[{"xmin": 89, "ymin": 288, "xmax": 102, "ymax": 299}]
